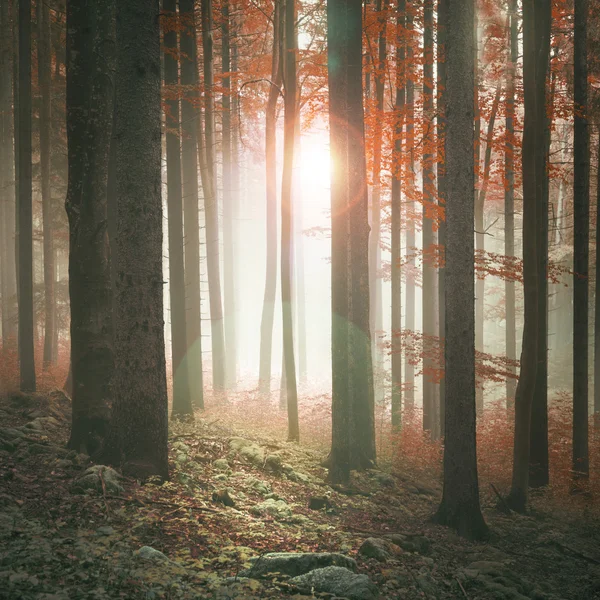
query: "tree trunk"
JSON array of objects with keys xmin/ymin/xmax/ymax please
[
  {"xmin": 595, "ymin": 130, "xmax": 600, "ymax": 416},
  {"xmin": 180, "ymin": 0, "xmax": 204, "ymax": 409},
  {"xmin": 37, "ymin": 0, "xmax": 55, "ymax": 368},
  {"xmin": 200, "ymin": 0, "xmax": 227, "ymax": 395},
  {"xmin": 65, "ymin": 0, "xmax": 115, "ymax": 453},
  {"xmin": 391, "ymin": 0, "xmax": 405, "ymax": 431},
  {"xmin": 572, "ymin": 0, "xmax": 589, "ymax": 482},
  {"xmin": 505, "ymin": 0, "xmax": 517, "ymax": 409},
  {"xmin": 222, "ymin": 0, "xmax": 236, "ymax": 390},
  {"xmin": 507, "ymin": 0, "xmax": 549, "ymax": 512},
  {"xmin": 282, "ymin": 0, "xmax": 299, "ymax": 442},
  {"xmin": 104, "ymin": 0, "xmax": 169, "ymax": 481},
  {"xmin": 164, "ymin": 0, "xmax": 193, "ymax": 419},
  {"xmin": 422, "ymin": 0, "xmax": 436, "ymax": 434},
  {"xmin": 259, "ymin": 0, "xmax": 282, "ymax": 396},
  {"xmin": 437, "ymin": 0, "xmax": 447, "ymax": 437},
  {"xmin": 433, "ymin": 0, "xmax": 487, "ymax": 541}
]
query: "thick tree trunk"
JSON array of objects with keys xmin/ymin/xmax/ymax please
[
  {"xmin": 391, "ymin": 0, "xmax": 406, "ymax": 431},
  {"xmin": 422, "ymin": 0, "xmax": 436, "ymax": 435},
  {"xmin": 200, "ymin": 0, "xmax": 227, "ymax": 395},
  {"xmin": 595, "ymin": 132, "xmax": 600, "ymax": 417},
  {"xmin": 164, "ymin": 0, "xmax": 193, "ymax": 419},
  {"xmin": 38, "ymin": 0, "xmax": 55, "ymax": 368},
  {"xmin": 65, "ymin": 0, "xmax": 115, "ymax": 453},
  {"xmin": 259, "ymin": 0, "xmax": 282, "ymax": 396},
  {"xmin": 507, "ymin": 0, "xmax": 549, "ymax": 512},
  {"xmin": 433, "ymin": 0, "xmax": 487, "ymax": 541},
  {"xmin": 572, "ymin": 0, "xmax": 589, "ymax": 482},
  {"xmin": 17, "ymin": 0, "xmax": 35, "ymax": 392},
  {"xmin": 282, "ymin": 0, "xmax": 299, "ymax": 442},
  {"xmin": 104, "ymin": 0, "xmax": 169, "ymax": 481},
  {"xmin": 505, "ymin": 0, "xmax": 517, "ymax": 409},
  {"xmin": 180, "ymin": 0, "xmax": 204, "ymax": 409}
]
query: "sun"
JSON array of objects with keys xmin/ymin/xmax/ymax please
[{"xmin": 298, "ymin": 130, "xmax": 331, "ymax": 191}]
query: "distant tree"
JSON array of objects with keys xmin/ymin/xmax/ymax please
[
  {"xmin": 65, "ymin": 0, "xmax": 115, "ymax": 452},
  {"xmin": 105, "ymin": 0, "xmax": 169, "ymax": 480},
  {"xmin": 17, "ymin": 0, "xmax": 35, "ymax": 392},
  {"xmin": 433, "ymin": 0, "xmax": 488, "ymax": 540},
  {"xmin": 507, "ymin": 0, "xmax": 550, "ymax": 512},
  {"xmin": 572, "ymin": 0, "xmax": 589, "ymax": 481},
  {"xmin": 38, "ymin": 0, "xmax": 55, "ymax": 368},
  {"xmin": 180, "ymin": 0, "xmax": 204, "ymax": 409},
  {"xmin": 164, "ymin": 0, "xmax": 193, "ymax": 419}
]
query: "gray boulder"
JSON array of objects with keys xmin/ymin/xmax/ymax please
[
  {"xmin": 385, "ymin": 533, "xmax": 431, "ymax": 554},
  {"xmin": 250, "ymin": 498, "xmax": 292, "ymax": 519},
  {"xmin": 71, "ymin": 465, "xmax": 124, "ymax": 495},
  {"xmin": 290, "ymin": 566, "xmax": 378, "ymax": 600},
  {"xmin": 359, "ymin": 537, "xmax": 392, "ymax": 562},
  {"xmin": 135, "ymin": 546, "xmax": 169, "ymax": 562},
  {"xmin": 239, "ymin": 552, "xmax": 357, "ymax": 579}
]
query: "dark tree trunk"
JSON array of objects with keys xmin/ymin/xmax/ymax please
[
  {"xmin": 507, "ymin": 0, "xmax": 549, "ymax": 512},
  {"xmin": 200, "ymin": 0, "xmax": 227, "ymax": 394},
  {"xmin": 180, "ymin": 0, "xmax": 204, "ymax": 409},
  {"xmin": 422, "ymin": 0, "xmax": 436, "ymax": 435},
  {"xmin": 38, "ymin": 0, "xmax": 55, "ymax": 368},
  {"xmin": 595, "ymin": 131, "xmax": 600, "ymax": 416},
  {"xmin": 104, "ymin": 0, "xmax": 169, "ymax": 481},
  {"xmin": 259, "ymin": 0, "xmax": 282, "ymax": 396},
  {"xmin": 282, "ymin": 0, "xmax": 299, "ymax": 442},
  {"xmin": 437, "ymin": 0, "xmax": 447, "ymax": 437},
  {"xmin": 572, "ymin": 0, "xmax": 589, "ymax": 482},
  {"xmin": 433, "ymin": 0, "xmax": 487, "ymax": 541},
  {"xmin": 391, "ymin": 0, "xmax": 406, "ymax": 431},
  {"xmin": 222, "ymin": 0, "xmax": 236, "ymax": 390},
  {"xmin": 17, "ymin": 0, "xmax": 35, "ymax": 392},
  {"xmin": 65, "ymin": 0, "xmax": 115, "ymax": 453},
  {"xmin": 164, "ymin": 0, "xmax": 193, "ymax": 419},
  {"xmin": 505, "ymin": 0, "xmax": 517, "ymax": 409},
  {"xmin": 529, "ymin": 9, "xmax": 552, "ymax": 488}
]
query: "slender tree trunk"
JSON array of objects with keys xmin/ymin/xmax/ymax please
[
  {"xmin": 422, "ymin": 0, "xmax": 436, "ymax": 434},
  {"xmin": 595, "ymin": 130, "xmax": 600, "ymax": 416},
  {"xmin": 572, "ymin": 0, "xmax": 589, "ymax": 482},
  {"xmin": 404, "ymin": 2, "xmax": 415, "ymax": 409},
  {"xmin": 200, "ymin": 0, "xmax": 226, "ymax": 394},
  {"xmin": 369, "ymin": 0, "xmax": 387, "ymax": 403},
  {"xmin": 505, "ymin": 0, "xmax": 517, "ymax": 409},
  {"xmin": 282, "ymin": 0, "xmax": 299, "ymax": 442},
  {"xmin": 180, "ymin": 0, "xmax": 204, "ymax": 409},
  {"xmin": 17, "ymin": 0, "xmax": 35, "ymax": 392},
  {"xmin": 433, "ymin": 0, "xmax": 487, "ymax": 541},
  {"xmin": 38, "ymin": 0, "xmax": 54, "ymax": 368},
  {"xmin": 259, "ymin": 0, "xmax": 282, "ymax": 396},
  {"xmin": 295, "ymin": 123, "xmax": 307, "ymax": 385},
  {"xmin": 222, "ymin": 0, "xmax": 236, "ymax": 390},
  {"xmin": 507, "ymin": 0, "xmax": 549, "ymax": 512},
  {"xmin": 65, "ymin": 0, "xmax": 115, "ymax": 453},
  {"xmin": 391, "ymin": 0, "xmax": 405, "ymax": 431},
  {"xmin": 437, "ymin": 0, "xmax": 447, "ymax": 437},
  {"xmin": 164, "ymin": 0, "xmax": 193, "ymax": 419},
  {"xmin": 104, "ymin": 0, "xmax": 169, "ymax": 480},
  {"xmin": 328, "ymin": 0, "xmax": 351, "ymax": 484}
]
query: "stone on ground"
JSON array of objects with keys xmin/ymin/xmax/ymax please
[
  {"xmin": 71, "ymin": 465, "xmax": 124, "ymax": 495},
  {"xmin": 239, "ymin": 552, "xmax": 357, "ymax": 578},
  {"xmin": 290, "ymin": 566, "xmax": 378, "ymax": 600}
]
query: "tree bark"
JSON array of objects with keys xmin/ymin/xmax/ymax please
[
  {"xmin": 281, "ymin": 0, "xmax": 299, "ymax": 442},
  {"xmin": 259, "ymin": 0, "xmax": 282, "ymax": 396},
  {"xmin": 65, "ymin": 0, "xmax": 115, "ymax": 453},
  {"xmin": 572, "ymin": 0, "xmax": 589, "ymax": 482},
  {"xmin": 104, "ymin": 0, "xmax": 169, "ymax": 481},
  {"xmin": 164, "ymin": 0, "xmax": 193, "ymax": 419},
  {"xmin": 433, "ymin": 0, "xmax": 487, "ymax": 541},
  {"xmin": 200, "ymin": 0, "xmax": 227, "ymax": 395},
  {"xmin": 595, "ymin": 131, "xmax": 600, "ymax": 417},
  {"xmin": 180, "ymin": 0, "xmax": 204, "ymax": 409}
]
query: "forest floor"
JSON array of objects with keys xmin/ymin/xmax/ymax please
[{"xmin": 0, "ymin": 390, "xmax": 599, "ymax": 600}]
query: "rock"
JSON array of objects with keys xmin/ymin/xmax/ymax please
[
  {"xmin": 290, "ymin": 566, "xmax": 378, "ymax": 600},
  {"xmin": 239, "ymin": 552, "xmax": 357, "ymax": 579},
  {"xmin": 212, "ymin": 488, "xmax": 236, "ymax": 507},
  {"xmin": 24, "ymin": 416, "xmax": 60, "ymax": 431},
  {"xmin": 250, "ymin": 498, "xmax": 292, "ymax": 519},
  {"xmin": 264, "ymin": 453, "xmax": 282, "ymax": 471},
  {"xmin": 248, "ymin": 478, "xmax": 271, "ymax": 496},
  {"xmin": 213, "ymin": 458, "xmax": 229, "ymax": 471},
  {"xmin": 0, "ymin": 428, "xmax": 26, "ymax": 440},
  {"xmin": 229, "ymin": 437, "xmax": 265, "ymax": 466},
  {"xmin": 0, "ymin": 437, "xmax": 15, "ymax": 453},
  {"xmin": 135, "ymin": 546, "xmax": 169, "ymax": 562},
  {"xmin": 385, "ymin": 533, "xmax": 431, "ymax": 555},
  {"xmin": 171, "ymin": 441, "xmax": 190, "ymax": 454},
  {"xmin": 369, "ymin": 469, "xmax": 395, "ymax": 487},
  {"xmin": 416, "ymin": 575, "xmax": 438, "ymax": 597},
  {"xmin": 176, "ymin": 453, "xmax": 189, "ymax": 464},
  {"xmin": 28, "ymin": 443, "xmax": 52, "ymax": 455},
  {"xmin": 96, "ymin": 526, "xmax": 115, "ymax": 536},
  {"xmin": 213, "ymin": 473, "xmax": 228, "ymax": 481},
  {"xmin": 309, "ymin": 495, "xmax": 331, "ymax": 510},
  {"xmin": 71, "ymin": 465, "xmax": 124, "ymax": 495},
  {"xmin": 55, "ymin": 459, "xmax": 73, "ymax": 469},
  {"xmin": 285, "ymin": 469, "xmax": 311, "ymax": 484},
  {"xmin": 359, "ymin": 538, "xmax": 392, "ymax": 562}
]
